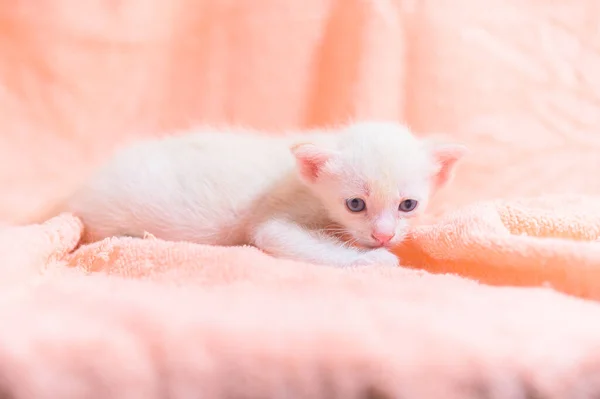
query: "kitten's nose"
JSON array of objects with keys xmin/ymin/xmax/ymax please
[{"xmin": 371, "ymin": 232, "xmax": 395, "ymax": 245}]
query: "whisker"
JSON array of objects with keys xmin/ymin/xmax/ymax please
[
  {"xmin": 342, "ymin": 237, "xmax": 359, "ymax": 249},
  {"xmin": 319, "ymin": 225, "xmax": 365, "ymax": 250},
  {"xmin": 322, "ymin": 230, "xmax": 347, "ymax": 235}
]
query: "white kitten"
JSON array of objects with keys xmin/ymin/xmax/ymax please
[{"xmin": 65, "ymin": 121, "xmax": 466, "ymax": 268}]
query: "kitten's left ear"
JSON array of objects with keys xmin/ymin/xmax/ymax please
[
  {"xmin": 428, "ymin": 143, "xmax": 468, "ymax": 191},
  {"xmin": 290, "ymin": 143, "xmax": 338, "ymax": 183}
]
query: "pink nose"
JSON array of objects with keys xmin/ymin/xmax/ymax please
[{"xmin": 371, "ymin": 232, "xmax": 395, "ymax": 245}]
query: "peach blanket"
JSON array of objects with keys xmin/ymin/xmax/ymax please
[{"xmin": 3, "ymin": 0, "xmax": 600, "ymax": 397}]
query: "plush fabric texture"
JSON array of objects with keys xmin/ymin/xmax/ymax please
[
  {"xmin": 1, "ymin": 213, "xmax": 600, "ymax": 399},
  {"xmin": 395, "ymin": 195, "xmax": 600, "ymax": 300},
  {"xmin": 2, "ymin": 0, "xmax": 600, "ymax": 397}
]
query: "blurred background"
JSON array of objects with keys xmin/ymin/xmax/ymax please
[{"xmin": 1, "ymin": 0, "xmax": 599, "ymax": 223}]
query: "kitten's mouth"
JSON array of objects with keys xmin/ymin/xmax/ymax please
[
  {"xmin": 372, "ymin": 242, "xmax": 392, "ymax": 249},
  {"xmin": 359, "ymin": 240, "xmax": 391, "ymax": 249},
  {"xmin": 343, "ymin": 233, "xmax": 395, "ymax": 249}
]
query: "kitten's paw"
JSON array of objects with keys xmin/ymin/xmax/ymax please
[{"xmin": 352, "ymin": 248, "xmax": 399, "ymax": 268}]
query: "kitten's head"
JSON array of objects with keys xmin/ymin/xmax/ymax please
[{"xmin": 291, "ymin": 121, "xmax": 466, "ymax": 249}]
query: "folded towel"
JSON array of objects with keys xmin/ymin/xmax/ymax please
[
  {"xmin": 0, "ymin": 207, "xmax": 596, "ymax": 398},
  {"xmin": 396, "ymin": 195, "xmax": 600, "ymax": 300}
]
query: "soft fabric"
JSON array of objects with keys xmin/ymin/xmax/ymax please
[
  {"xmin": 0, "ymin": 213, "xmax": 599, "ymax": 399},
  {"xmin": 2, "ymin": 0, "xmax": 600, "ymax": 397},
  {"xmin": 395, "ymin": 195, "xmax": 600, "ymax": 300}
]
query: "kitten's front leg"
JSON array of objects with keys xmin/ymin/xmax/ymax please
[{"xmin": 251, "ymin": 219, "xmax": 399, "ymax": 268}]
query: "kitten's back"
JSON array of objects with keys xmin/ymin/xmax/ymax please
[{"xmin": 66, "ymin": 129, "xmax": 303, "ymax": 243}]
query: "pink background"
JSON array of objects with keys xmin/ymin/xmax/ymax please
[{"xmin": 2, "ymin": 0, "xmax": 600, "ymax": 223}]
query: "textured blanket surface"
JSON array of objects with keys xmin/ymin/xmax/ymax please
[
  {"xmin": 2, "ymin": 0, "xmax": 600, "ymax": 397},
  {"xmin": 3, "ymin": 214, "xmax": 600, "ymax": 399}
]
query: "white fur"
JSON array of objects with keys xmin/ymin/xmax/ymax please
[{"xmin": 66, "ymin": 121, "xmax": 466, "ymax": 268}]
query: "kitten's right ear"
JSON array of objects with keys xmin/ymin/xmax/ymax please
[
  {"xmin": 428, "ymin": 142, "xmax": 468, "ymax": 191},
  {"xmin": 290, "ymin": 143, "xmax": 337, "ymax": 183}
]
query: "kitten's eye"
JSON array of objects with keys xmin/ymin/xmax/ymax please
[
  {"xmin": 346, "ymin": 198, "xmax": 366, "ymax": 212},
  {"xmin": 399, "ymin": 199, "xmax": 418, "ymax": 212}
]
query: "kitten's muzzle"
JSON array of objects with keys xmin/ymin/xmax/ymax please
[{"xmin": 371, "ymin": 232, "xmax": 395, "ymax": 246}]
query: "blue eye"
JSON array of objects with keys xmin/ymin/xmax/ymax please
[
  {"xmin": 399, "ymin": 199, "xmax": 418, "ymax": 212},
  {"xmin": 346, "ymin": 198, "xmax": 366, "ymax": 212}
]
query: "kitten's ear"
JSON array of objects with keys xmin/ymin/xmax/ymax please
[
  {"xmin": 290, "ymin": 143, "xmax": 337, "ymax": 183},
  {"xmin": 428, "ymin": 143, "xmax": 468, "ymax": 191}
]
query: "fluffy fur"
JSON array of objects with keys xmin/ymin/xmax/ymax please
[{"xmin": 65, "ymin": 121, "xmax": 466, "ymax": 267}]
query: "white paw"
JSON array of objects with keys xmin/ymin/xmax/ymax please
[{"xmin": 352, "ymin": 248, "xmax": 399, "ymax": 268}]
